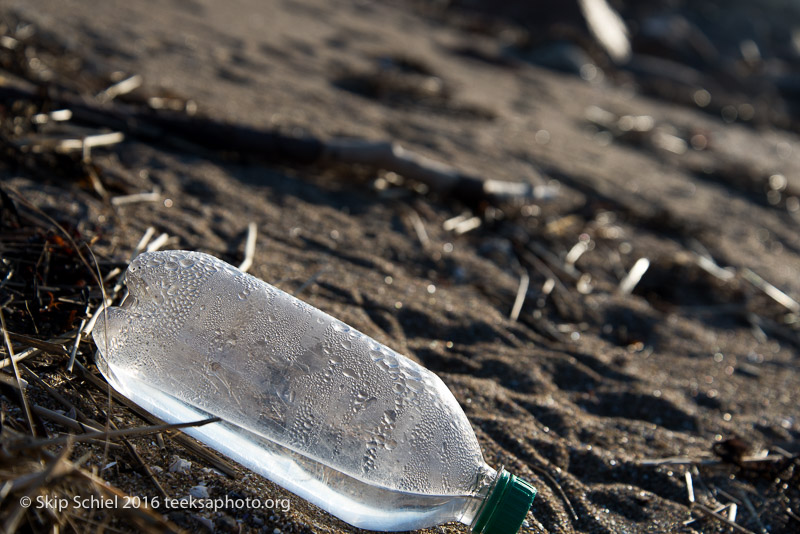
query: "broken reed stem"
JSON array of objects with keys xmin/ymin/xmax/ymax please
[
  {"xmin": 71, "ymin": 361, "xmax": 237, "ymax": 477},
  {"xmin": 66, "ymin": 317, "xmax": 87, "ymax": 372},
  {"xmin": 11, "ymin": 417, "xmax": 221, "ymax": 452},
  {"xmin": 6, "ymin": 332, "xmax": 69, "ymax": 356},
  {"xmin": 132, "ymin": 227, "xmax": 157, "ymax": 260},
  {"xmin": 110, "ymin": 186, "xmax": 161, "ymax": 207},
  {"xmin": 32, "ymin": 405, "xmax": 103, "ymax": 434},
  {"xmin": 640, "ymin": 455, "xmax": 786, "ymax": 467},
  {"xmin": 738, "ymin": 489, "xmax": 768, "ymax": 534},
  {"xmin": 2, "ymin": 438, "xmax": 75, "ymax": 533},
  {"xmin": 685, "ymin": 471, "xmax": 695, "ymax": 503},
  {"xmin": 6, "ymin": 432, "xmax": 176, "ymax": 531},
  {"xmin": 0, "ymin": 308, "xmax": 38, "ymax": 437},
  {"xmin": 618, "ymin": 257, "xmax": 650, "ymax": 295},
  {"xmin": 3, "ymin": 186, "xmax": 102, "ymax": 289},
  {"xmin": 294, "ymin": 264, "xmax": 330, "ymax": 296},
  {"xmin": 742, "ymin": 268, "xmax": 800, "ymax": 314},
  {"xmin": 691, "ymin": 502, "xmax": 756, "ymax": 534},
  {"xmin": 55, "ymin": 132, "xmax": 125, "ymax": 154},
  {"xmin": 145, "ymin": 232, "xmax": 170, "ymax": 253},
  {"xmin": 22, "ymin": 364, "xmax": 107, "ymax": 431},
  {"xmin": 97, "ymin": 74, "xmax": 142, "ymax": 103},
  {"xmin": 510, "ymin": 269, "xmax": 530, "ymax": 321},
  {"xmin": 0, "ymin": 346, "xmax": 39, "ymax": 370},
  {"xmin": 238, "ymin": 221, "xmax": 258, "ymax": 273},
  {"xmin": 406, "ymin": 209, "xmax": 430, "ymax": 250},
  {"xmin": 527, "ymin": 463, "xmax": 579, "ymax": 522}
]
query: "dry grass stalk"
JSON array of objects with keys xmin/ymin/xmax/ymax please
[{"xmin": 238, "ymin": 221, "xmax": 258, "ymax": 273}]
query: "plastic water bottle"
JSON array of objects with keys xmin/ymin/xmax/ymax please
[{"xmin": 93, "ymin": 250, "xmax": 536, "ymax": 533}]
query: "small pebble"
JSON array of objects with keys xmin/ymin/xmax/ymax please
[
  {"xmin": 169, "ymin": 457, "xmax": 192, "ymax": 474},
  {"xmin": 194, "ymin": 515, "xmax": 215, "ymax": 531},
  {"xmin": 189, "ymin": 485, "xmax": 210, "ymax": 499}
]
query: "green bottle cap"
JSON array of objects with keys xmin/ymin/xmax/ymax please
[{"xmin": 472, "ymin": 470, "xmax": 537, "ymax": 534}]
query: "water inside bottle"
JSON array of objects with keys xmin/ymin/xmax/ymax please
[{"xmin": 93, "ymin": 250, "xmax": 496, "ymax": 530}]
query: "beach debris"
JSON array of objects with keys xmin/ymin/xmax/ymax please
[
  {"xmin": 742, "ymin": 268, "xmax": 800, "ymax": 314},
  {"xmin": 111, "ymin": 186, "xmax": 162, "ymax": 207},
  {"xmin": 584, "ymin": 105, "xmax": 701, "ymax": 156},
  {"xmin": 618, "ymin": 257, "xmax": 650, "ymax": 295},
  {"xmin": 443, "ymin": 211, "xmax": 482, "ymax": 235},
  {"xmin": 684, "ymin": 470, "xmax": 695, "ymax": 503},
  {"xmin": 509, "ymin": 268, "xmax": 530, "ymax": 322},
  {"xmin": 55, "ymin": 132, "xmax": 125, "ymax": 155},
  {"xmin": 238, "ymin": 221, "xmax": 258, "ymax": 273},
  {"xmin": 97, "ymin": 73, "xmax": 143, "ymax": 103},
  {"xmin": 0, "ymin": 82, "xmax": 538, "ymax": 206},
  {"xmin": 145, "ymin": 232, "xmax": 171, "ymax": 253},
  {"xmin": 578, "ymin": 0, "xmax": 631, "ymax": 64},
  {"xmin": 169, "ymin": 457, "xmax": 193, "ymax": 474},
  {"xmin": 1, "ymin": 306, "xmax": 37, "ymax": 437},
  {"xmin": 405, "ymin": 209, "xmax": 430, "ymax": 250},
  {"xmin": 189, "ymin": 485, "xmax": 210, "ymax": 499}
]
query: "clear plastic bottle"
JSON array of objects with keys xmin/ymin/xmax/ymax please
[{"xmin": 93, "ymin": 250, "xmax": 536, "ymax": 533}]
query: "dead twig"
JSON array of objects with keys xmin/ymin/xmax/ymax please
[
  {"xmin": 691, "ymin": 502, "xmax": 756, "ymax": 534},
  {"xmin": 0, "ymin": 346, "xmax": 40, "ymax": 370},
  {"xmin": 510, "ymin": 269, "xmax": 530, "ymax": 322},
  {"xmin": 31, "ymin": 404, "xmax": 104, "ymax": 435},
  {"xmin": 742, "ymin": 268, "xmax": 800, "ymax": 314},
  {"xmin": 2, "ymin": 438, "xmax": 74, "ymax": 533},
  {"xmin": 639, "ymin": 455, "xmax": 786, "ymax": 467},
  {"xmin": 618, "ymin": 257, "xmax": 650, "ymax": 295},
  {"xmin": 737, "ymin": 488, "xmax": 768, "ymax": 534},
  {"xmin": 295, "ymin": 264, "xmax": 330, "ymax": 296},
  {"xmin": 97, "ymin": 74, "xmax": 142, "ymax": 103},
  {"xmin": 21, "ymin": 363, "xmax": 106, "ymax": 431},
  {"xmin": 145, "ymin": 232, "xmax": 170, "ymax": 253},
  {"xmin": 55, "ymin": 132, "xmax": 124, "ymax": 154},
  {"xmin": 406, "ymin": 209, "xmax": 430, "ymax": 250},
  {"xmin": 5, "ymin": 332, "xmax": 69, "ymax": 356},
  {"xmin": 0, "ymin": 84, "xmax": 538, "ymax": 205},
  {"xmin": 527, "ymin": 463, "xmax": 579, "ymax": 523},
  {"xmin": 110, "ymin": 187, "xmax": 162, "ymax": 207},
  {"xmin": 685, "ymin": 470, "xmax": 695, "ymax": 503},
  {"xmin": 238, "ymin": 221, "xmax": 258, "ymax": 273},
  {"xmin": 0, "ymin": 308, "xmax": 37, "ymax": 437},
  {"xmin": 10, "ymin": 417, "xmax": 221, "ymax": 452},
  {"xmin": 72, "ymin": 362, "xmax": 237, "ymax": 477}
]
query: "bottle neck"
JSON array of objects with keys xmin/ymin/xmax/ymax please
[
  {"xmin": 469, "ymin": 468, "xmax": 537, "ymax": 534},
  {"xmin": 456, "ymin": 465, "xmax": 499, "ymax": 527}
]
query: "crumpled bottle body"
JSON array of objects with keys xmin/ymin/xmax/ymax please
[{"xmin": 93, "ymin": 250, "xmax": 494, "ymax": 530}]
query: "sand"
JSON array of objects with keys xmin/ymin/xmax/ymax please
[{"xmin": 1, "ymin": 1, "xmax": 798, "ymax": 533}]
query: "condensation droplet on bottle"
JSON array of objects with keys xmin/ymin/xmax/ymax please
[
  {"xmin": 332, "ymin": 322, "xmax": 350, "ymax": 333},
  {"xmin": 342, "ymin": 368, "xmax": 357, "ymax": 379},
  {"xmin": 383, "ymin": 410, "xmax": 397, "ymax": 424}
]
